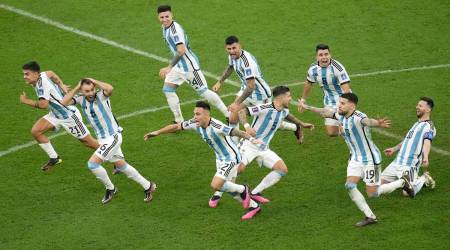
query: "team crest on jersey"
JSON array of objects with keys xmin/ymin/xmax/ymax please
[
  {"xmin": 38, "ymin": 89, "xmax": 44, "ymax": 95},
  {"xmin": 341, "ymin": 73, "xmax": 348, "ymax": 81},
  {"xmin": 245, "ymin": 68, "xmax": 252, "ymax": 76},
  {"xmin": 222, "ymin": 127, "xmax": 230, "ymax": 134}
]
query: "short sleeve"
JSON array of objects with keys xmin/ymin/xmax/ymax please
[
  {"xmin": 36, "ymin": 79, "xmax": 50, "ymax": 100},
  {"xmin": 241, "ymin": 54, "xmax": 258, "ymax": 80},
  {"xmin": 337, "ymin": 68, "xmax": 350, "ymax": 84},
  {"xmin": 306, "ymin": 67, "xmax": 316, "ymax": 83},
  {"xmin": 170, "ymin": 23, "xmax": 186, "ymax": 46},
  {"xmin": 423, "ymin": 123, "xmax": 436, "ymax": 141},
  {"xmin": 73, "ymin": 95, "xmax": 84, "ymax": 105},
  {"xmin": 247, "ymin": 103, "xmax": 272, "ymax": 116},
  {"xmin": 96, "ymin": 90, "xmax": 109, "ymax": 101},
  {"xmin": 181, "ymin": 118, "xmax": 197, "ymax": 130}
]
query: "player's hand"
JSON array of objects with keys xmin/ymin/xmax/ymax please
[
  {"xmin": 159, "ymin": 67, "xmax": 171, "ymax": 79},
  {"xmin": 212, "ymin": 82, "xmax": 222, "ymax": 93},
  {"xmin": 377, "ymin": 118, "xmax": 391, "ymax": 128},
  {"xmin": 301, "ymin": 122, "xmax": 315, "ymax": 130},
  {"xmin": 245, "ymin": 127, "xmax": 256, "ymax": 137},
  {"xmin": 249, "ymin": 137, "xmax": 263, "ymax": 145},
  {"xmin": 422, "ymin": 157, "xmax": 429, "ymax": 167},
  {"xmin": 383, "ymin": 147, "xmax": 396, "ymax": 156},
  {"xmin": 144, "ymin": 131, "xmax": 159, "ymax": 141},
  {"xmin": 228, "ymin": 103, "xmax": 239, "ymax": 112},
  {"xmin": 19, "ymin": 91, "xmax": 27, "ymax": 104},
  {"xmin": 298, "ymin": 99, "xmax": 306, "ymax": 113}
]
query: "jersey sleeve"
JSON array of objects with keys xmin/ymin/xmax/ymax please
[
  {"xmin": 73, "ymin": 95, "xmax": 84, "ymax": 105},
  {"xmin": 36, "ymin": 79, "xmax": 51, "ymax": 100},
  {"xmin": 423, "ymin": 123, "xmax": 436, "ymax": 141},
  {"xmin": 306, "ymin": 67, "xmax": 316, "ymax": 83},
  {"xmin": 181, "ymin": 118, "xmax": 197, "ymax": 130},
  {"xmin": 247, "ymin": 103, "xmax": 272, "ymax": 116},
  {"xmin": 242, "ymin": 55, "xmax": 259, "ymax": 80},
  {"xmin": 333, "ymin": 61, "xmax": 351, "ymax": 84},
  {"xmin": 354, "ymin": 112, "xmax": 368, "ymax": 125},
  {"xmin": 219, "ymin": 124, "xmax": 233, "ymax": 136},
  {"xmin": 96, "ymin": 90, "xmax": 109, "ymax": 101},
  {"xmin": 170, "ymin": 23, "xmax": 186, "ymax": 46}
]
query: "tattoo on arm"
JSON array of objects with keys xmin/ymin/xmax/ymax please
[
  {"xmin": 219, "ymin": 66, "xmax": 233, "ymax": 83},
  {"xmin": 238, "ymin": 109, "xmax": 249, "ymax": 125},
  {"xmin": 169, "ymin": 52, "xmax": 183, "ymax": 67},
  {"xmin": 230, "ymin": 128, "xmax": 251, "ymax": 140}
]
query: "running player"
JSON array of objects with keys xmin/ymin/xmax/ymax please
[
  {"xmin": 19, "ymin": 61, "xmax": 98, "ymax": 171},
  {"xmin": 301, "ymin": 93, "xmax": 391, "ymax": 227},
  {"xmin": 298, "ymin": 44, "xmax": 352, "ymax": 137},
  {"xmin": 61, "ymin": 78, "xmax": 156, "ymax": 204},
  {"xmin": 144, "ymin": 101, "xmax": 262, "ymax": 220},
  {"xmin": 380, "ymin": 97, "xmax": 436, "ymax": 198},
  {"xmin": 209, "ymin": 86, "xmax": 314, "ymax": 208},
  {"xmin": 212, "ymin": 36, "xmax": 300, "ymax": 139},
  {"xmin": 157, "ymin": 5, "xmax": 229, "ymax": 122}
]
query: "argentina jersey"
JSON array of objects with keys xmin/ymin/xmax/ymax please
[
  {"xmin": 75, "ymin": 91, "xmax": 122, "ymax": 139},
  {"xmin": 162, "ymin": 21, "xmax": 200, "ymax": 72},
  {"xmin": 395, "ymin": 120, "xmax": 436, "ymax": 167},
  {"xmin": 248, "ymin": 103, "xmax": 289, "ymax": 147},
  {"xmin": 181, "ymin": 118, "xmax": 241, "ymax": 162},
  {"xmin": 34, "ymin": 72, "xmax": 77, "ymax": 119},
  {"xmin": 229, "ymin": 50, "xmax": 272, "ymax": 102},
  {"xmin": 307, "ymin": 59, "xmax": 350, "ymax": 107},
  {"xmin": 335, "ymin": 111, "xmax": 382, "ymax": 165}
]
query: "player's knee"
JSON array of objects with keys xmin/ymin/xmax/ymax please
[
  {"xmin": 162, "ymin": 85, "xmax": 177, "ymax": 93},
  {"xmin": 345, "ymin": 182, "xmax": 357, "ymax": 190},
  {"xmin": 210, "ymin": 182, "xmax": 221, "ymax": 191},
  {"xmin": 87, "ymin": 161, "xmax": 100, "ymax": 170},
  {"xmin": 31, "ymin": 126, "xmax": 41, "ymax": 137},
  {"xmin": 275, "ymin": 169, "xmax": 287, "ymax": 176},
  {"xmin": 367, "ymin": 190, "xmax": 379, "ymax": 198}
]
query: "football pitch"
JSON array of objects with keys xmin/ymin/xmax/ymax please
[{"xmin": 1, "ymin": 0, "xmax": 449, "ymax": 249}]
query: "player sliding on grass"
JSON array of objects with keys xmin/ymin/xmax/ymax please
[
  {"xmin": 61, "ymin": 78, "xmax": 156, "ymax": 204},
  {"xmin": 298, "ymin": 44, "xmax": 352, "ymax": 137},
  {"xmin": 19, "ymin": 61, "xmax": 98, "ymax": 171},
  {"xmin": 212, "ymin": 36, "xmax": 300, "ymax": 139},
  {"xmin": 156, "ymin": 5, "xmax": 229, "ymax": 123},
  {"xmin": 208, "ymin": 86, "xmax": 314, "ymax": 208},
  {"xmin": 380, "ymin": 97, "xmax": 436, "ymax": 198},
  {"xmin": 301, "ymin": 93, "xmax": 392, "ymax": 227},
  {"xmin": 144, "ymin": 101, "xmax": 263, "ymax": 220}
]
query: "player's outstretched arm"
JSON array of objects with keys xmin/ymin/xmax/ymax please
[
  {"xmin": 361, "ymin": 117, "xmax": 391, "ymax": 128},
  {"xmin": 298, "ymin": 81, "xmax": 313, "ymax": 113},
  {"xmin": 300, "ymin": 102, "xmax": 334, "ymax": 118},
  {"xmin": 384, "ymin": 141, "xmax": 403, "ymax": 156},
  {"xmin": 46, "ymin": 71, "xmax": 70, "ymax": 94},
  {"xmin": 144, "ymin": 123, "xmax": 182, "ymax": 141},
  {"xmin": 19, "ymin": 92, "xmax": 48, "ymax": 109},
  {"xmin": 88, "ymin": 78, "xmax": 114, "ymax": 96},
  {"xmin": 212, "ymin": 66, "xmax": 233, "ymax": 93},
  {"xmin": 285, "ymin": 114, "xmax": 315, "ymax": 144},
  {"xmin": 230, "ymin": 128, "xmax": 262, "ymax": 145},
  {"xmin": 60, "ymin": 82, "xmax": 81, "ymax": 106},
  {"xmin": 238, "ymin": 108, "xmax": 256, "ymax": 137}
]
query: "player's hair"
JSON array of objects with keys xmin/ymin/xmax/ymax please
[
  {"xmin": 195, "ymin": 101, "xmax": 211, "ymax": 111},
  {"xmin": 316, "ymin": 44, "xmax": 330, "ymax": 52},
  {"xmin": 80, "ymin": 78, "xmax": 94, "ymax": 86},
  {"xmin": 22, "ymin": 61, "xmax": 40, "ymax": 72},
  {"xmin": 157, "ymin": 5, "xmax": 171, "ymax": 13},
  {"xmin": 420, "ymin": 96, "xmax": 434, "ymax": 110},
  {"xmin": 272, "ymin": 86, "xmax": 290, "ymax": 97},
  {"xmin": 225, "ymin": 35, "xmax": 239, "ymax": 45},
  {"xmin": 340, "ymin": 93, "xmax": 358, "ymax": 104}
]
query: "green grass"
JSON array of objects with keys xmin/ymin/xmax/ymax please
[{"xmin": 1, "ymin": 0, "xmax": 449, "ymax": 249}]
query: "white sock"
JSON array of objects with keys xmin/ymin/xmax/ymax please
[
  {"xmin": 88, "ymin": 162, "xmax": 114, "ymax": 190},
  {"xmin": 39, "ymin": 142, "xmax": 58, "ymax": 158},
  {"xmin": 117, "ymin": 164, "xmax": 151, "ymax": 190},
  {"xmin": 213, "ymin": 191, "xmax": 223, "ymax": 197},
  {"xmin": 252, "ymin": 170, "xmax": 285, "ymax": 194},
  {"xmin": 413, "ymin": 176, "xmax": 427, "ymax": 195},
  {"xmin": 220, "ymin": 181, "xmax": 245, "ymax": 193},
  {"xmin": 201, "ymin": 90, "xmax": 229, "ymax": 117},
  {"xmin": 165, "ymin": 92, "xmax": 183, "ymax": 123},
  {"xmin": 348, "ymin": 188, "xmax": 376, "ymax": 219},
  {"xmin": 377, "ymin": 179, "xmax": 404, "ymax": 196},
  {"xmin": 279, "ymin": 121, "xmax": 297, "ymax": 131}
]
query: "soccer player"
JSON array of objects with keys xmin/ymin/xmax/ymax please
[
  {"xmin": 212, "ymin": 36, "xmax": 299, "ymax": 139},
  {"xmin": 19, "ymin": 61, "xmax": 98, "ymax": 171},
  {"xmin": 380, "ymin": 97, "xmax": 436, "ymax": 198},
  {"xmin": 61, "ymin": 78, "xmax": 156, "ymax": 204},
  {"xmin": 144, "ymin": 101, "xmax": 262, "ymax": 220},
  {"xmin": 301, "ymin": 93, "xmax": 391, "ymax": 227},
  {"xmin": 208, "ymin": 86, "xmax": 314, "ymax": 208},
  {"xmin": 298, "ymin": 44, "xmax": 352, "ymax": 137},
  {"xmin": 157, "ymin": 5, "xmax": 229, "ymax": 122}
]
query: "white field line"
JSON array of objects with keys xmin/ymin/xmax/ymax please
[
  {"xmin": 1, "ymin": 3, "xmax": 449, "ymax": 157},
  {"xmin": 0, "ymin": 4, "xmax": 240, "ymax": 87}
]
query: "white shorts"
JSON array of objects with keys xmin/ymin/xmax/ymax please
[
  {"xmin": 381, "ymin": 162, "xmax": 418, "ymax": 183},
  {"xmin": 94, "ymin": 133, "xmax": 124, "ymax": 162},
  {"xmin": 215, "ymin": 160, "xmax": 238, "ymax": 180},
  {"xmin": 347, "ymin": 160, "xmax": 381, "ymax": 186},
  {"xmin": 165, "ymin": 67, "xmax": 208, "ymax": 93},
  {"xmin": 240, "ymin": 140, "xmax": 282, "ymax": 169},
  {"xmin": 43, "ymin": 109, "xmax": 89, "ymax": 139},
  {"xmin": 324, "ymin": 106, "xmax": 339, "ymax": 126}
]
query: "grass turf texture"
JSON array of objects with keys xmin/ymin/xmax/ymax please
[{"xmin": 0, "ymin": 0, "xmax": 449, "ymax": 248}]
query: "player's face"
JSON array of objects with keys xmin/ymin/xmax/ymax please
[
  {"xmin": 338, "ymin": 98, "xmax": 354, "ymax": 115},
  {"xmin": 158, "ymin": 11, "xmax": 173, "ymax": 28},
  {"xmin": 225, "ymin": 43, "xmax": 241, "ymax": 59},
  {"xmin": 416, "ymin": 100, "xmax": 431, "ymax": 118},
  {"xmin": 316, "ymin": 49, "xmax": 331, "ymax": 67},
  {"xmin": 193, "ymin": 107, "xmax": 210, "ymax": 127},
  {"xmin": 23, "ymin": 70, "xmax": 40, "ymax": 85},
  {"xmin": 80, "ymin": 84, "xmax": 96, "ymax": 102},
  {"xmin": 280, "ymin": 92, "xmax": 292, "ymax": 108}
]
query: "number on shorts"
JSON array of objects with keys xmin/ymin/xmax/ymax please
[
  {"xmin": 365, "ymin": 169, "xmax": 375, "ymax": 180},
  {"xmin": 69, "ymin": 126, "xmax": 81, "ymax": 137},
  {"xmin": 97, "ymin": 144, "xmax": 107, "ymax": 155}
]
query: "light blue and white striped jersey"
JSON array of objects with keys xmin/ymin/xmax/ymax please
[
  {"xmin": 248, "ymin": 103, "xmax": 289, "ymax": 147},
  {"xmin": 74, "ymin": 91, "xmax": 122, "ymax": 139},
  {"xmin": 307, "ymin": 59, "xmax": 350, "ymax": 107},
  {"xmin": 229, "ymin": 50, "xmax": 272, "ymax": 102},
  {"xmin": 395, "ymin": 120, "xmax": 436, "ymax": 168},
  {"xmin": 181, "ymin": 118, "xmax": 241, "ymax": 162},
  {"xmin": 335, "ymin": 110, "xmax": 382, "ymax": 165},
  {"xmin": 34, "ymin": 72, "xmax": 77, "ymax": 119},
  {"xmin": 162, "ymin": 21, "xmax": 200, "ymax": 72}
]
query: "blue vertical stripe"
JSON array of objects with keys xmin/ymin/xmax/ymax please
[
  {"xmin": 96, "ymin": 94, "xmax": 114, "ymax": 136},
  {"xmin": 351, "ymin": 117, "xmax": 368, "ymax": 163},
  {"xmin": 210, "ymin": 128, "xmax": 231, "ymax": 161},
  {"xmin": 49, "ymin": 102, "xmax": 68, "ymax": 119},
  {"xmin": 331, "ymin": 67, "xmax": 343, "ymax": 96},
  {"xmin": 321, "ymin": 67, "xmax": 335, "ymax": 106},
  {"xmin": 88, "ymin": 100, "xmax": 105, "ymax": 138},
  {"xmin": 405, "ymin": 124, "xmax": 426, "ymax": 166},
  {"xmin": 256, "ymin": 109, "xmax": 274, "ymax": 139},
  {"xmin": 343, "ymin": 117, "xmax": 359, "ymax": 160}
]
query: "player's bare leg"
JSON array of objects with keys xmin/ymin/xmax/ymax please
[
  {"xmin": 31, "ymin": 118, "xmax": 61, "ymax": 171},
  {"xmin": 79, "ymin": 135, "xmax": 99, "ymax": 150},
  {"xmin": 345, "ymin": 176, "xmax": 377, "ymax": 227}
]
